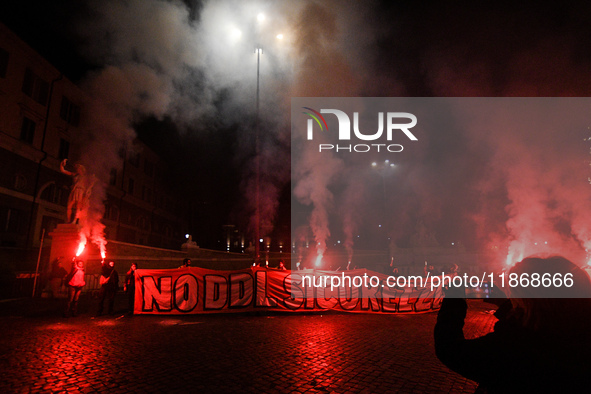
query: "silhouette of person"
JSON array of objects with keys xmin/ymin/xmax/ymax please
[
  {"xmin": 48, "ymin": 256, "xmax": 67, "ymax": 298},
  {"xmin": 124, "ymin": 263, "xmax": 138, "ymax": 315},
  {"xmin": 435, "ymin": 255, "xmax": 591, "ymax": 393},
  {"xmin": 447, "ymin": 263, "xmax": 459, "ymax": 276},
  {"xmin": 391, "ymin": 266, "xmax": 400, "ymax": 277},
  {"xmin": 180, "ymin": 258, "xmax": 191, "ymax": 268},
  {"xmin": 424, "ymin": 262, "xmax": 435, "ymax": 277},
  {"xmin": 97, "ymin": 260, "xmax": 118, "ymax": 316}
]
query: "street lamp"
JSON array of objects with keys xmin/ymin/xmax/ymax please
[
  {"xmin": 255, "ymin": 45, "xmax": 262, "ymax": 263},
  {"xmin": 253, "ymin": 16, "xmax": 283, "ymax": 263},
  {"xmin": 371, "ymin": 160, "xmax": 396, "ymax": 248},
  {"xmin": 229, "ymin": 13, "xmax": 284, "ymax": 263},
  {"xmin": 372, "ymin": 160, "xmax": 396, "ymax": 201}
]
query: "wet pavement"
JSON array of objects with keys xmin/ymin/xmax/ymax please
[{"xmin": 0, "ymin": 294, "xmax": 497, "ymax": 393}]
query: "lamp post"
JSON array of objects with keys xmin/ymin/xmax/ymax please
[
  {"xmin": 371, "ymin": 160, "xmax": 396, "ymax": 204},
  {"xmin": 232, "ymin": 13, "xmax": 283, "ymax": 263},
  {"xmin": 255, "ymin": 46, "xmax": 262, "ymax": 263},
  {"xmin": 371, "ymin": 160, "xmax": 396, "ymax": 248},
  {"xmin": 254, "ymin": 13, "xmax": 283, "ymax": 263}
]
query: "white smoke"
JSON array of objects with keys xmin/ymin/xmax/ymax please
[
  {"xmin": 69, "ymin": 0, "xmax": 378, "ymax": 248},
  {"xmin": 62, "ymin": 0, "xmax": 591, "ymax": 268}
]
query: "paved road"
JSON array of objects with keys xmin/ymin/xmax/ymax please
[{"xmin": 0, "ymin": 295, "xmax": 497, "ymax": 393}]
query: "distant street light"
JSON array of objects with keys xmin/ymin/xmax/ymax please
[
  {"xmin": 371, "ymin": 160, "xmax": 396, "ymax": 247},
  {"xmin": 371, "ymin": 160, "xmax": 396, "ymax": 201},
  {"xmin": 230, "ymin": 28, "xmax": 242, "ymax": 40}
]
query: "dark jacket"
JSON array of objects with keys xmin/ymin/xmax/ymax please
[
  {"xmin": 100, "ymin": 265, "xmax": 119, "ymax": 290},
  {"xmin": 125, "ymin": 270, "xmax": 135, "ymax": 291},
  {"xmin": 434, "ymin": 298, "xmax": 590, "ymax": 393}
]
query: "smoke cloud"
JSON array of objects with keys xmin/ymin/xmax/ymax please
[
  {"xmin": 49, "ymin": 0, "xmax": 591, "ymax": 268},
  {"xmin": 69, "ymin": 0, "xmax": 378, "ymax": 247}
]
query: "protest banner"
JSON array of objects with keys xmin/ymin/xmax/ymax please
[{"xmin": 134, "ymin": 267, "xmax": 443, "ymax": 314}]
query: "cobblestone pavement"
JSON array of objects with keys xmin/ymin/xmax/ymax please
[{"xmin": 0, "ymin": 295, "xmax": 497, "ymax": 393}]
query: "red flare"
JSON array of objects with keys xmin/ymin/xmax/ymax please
[
  {"xmin": 75, "ymin": 242, "xmax": 86, "ymax": 257},
  {"xmin": 315, "ymin": 254, "xmax": 323, "ymax": 267}
]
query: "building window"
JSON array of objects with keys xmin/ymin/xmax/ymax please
[
  {"xmin": 141, "ymin": 186, "xmax": 152, "ymax": 203},
  {"xmin": 128, "ymin": 178, "xmax": 134, "ymax": 195},
  {"xmin": 104, "ymin": 203, "xmax": 120, "ymax": 222},
  {"xmin": 58, "ymin": 138, "xmax": 70, "ymax": 160},
  {"xmin": 110, "ymin": 205, "xmax": 119, "ymax": 221},
  {"xmin": 59, "ymin": 96, "xmax": 80, "ymax": 126},
  {"xmin": 13, "ymin": 174, "xmax": 27, "ymax": 191},
  {"xmin": 39, "ymin": 183, "xmax": 65, "ymax": 205},
  {"xmin": 136, "ymin": 216, "xmax": 148, "ymax": 230},
  {"xmin": 22, "ymin": 68, "xmax": 49, "ymax": 105},
  {"xmin": 144, "ymin": 159, "xmax": 154, "ymax": 177},
  {"xmin": 109, "ymin": 169, "xmax": 117, "ymax": 186},
  {"xmin": 40, "ymin": 183, "xmax": 57, "ymax": 203},
  {"xmin": 0, "ymin": 47, "xmax": 8, "ymax": 78},
  {"xmin": 40, "ymin": 215, "xmax": 59, "ymax": 239},
  {"xmin": 129, "ymin": 152, "xmax": 140, "ymax": 167},
  {"xmin": 1, "ymin": 207, "xmax": 22, "ymax": 233},
  {"xmin": 59, "ymin": 186, "xmax": 69, "ymax": 206},
  {"xmin": 20, "ymin": 117, "xmax": 36, "ymax": 144}
]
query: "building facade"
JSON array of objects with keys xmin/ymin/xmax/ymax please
[{"xmin": 0, "ymin": 23, "xmax": 186, "ymax": 265}]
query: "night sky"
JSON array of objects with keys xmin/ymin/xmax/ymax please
[{"xmin": 2, "ymin": 1, "xmax": 591, "ymax": 260}]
